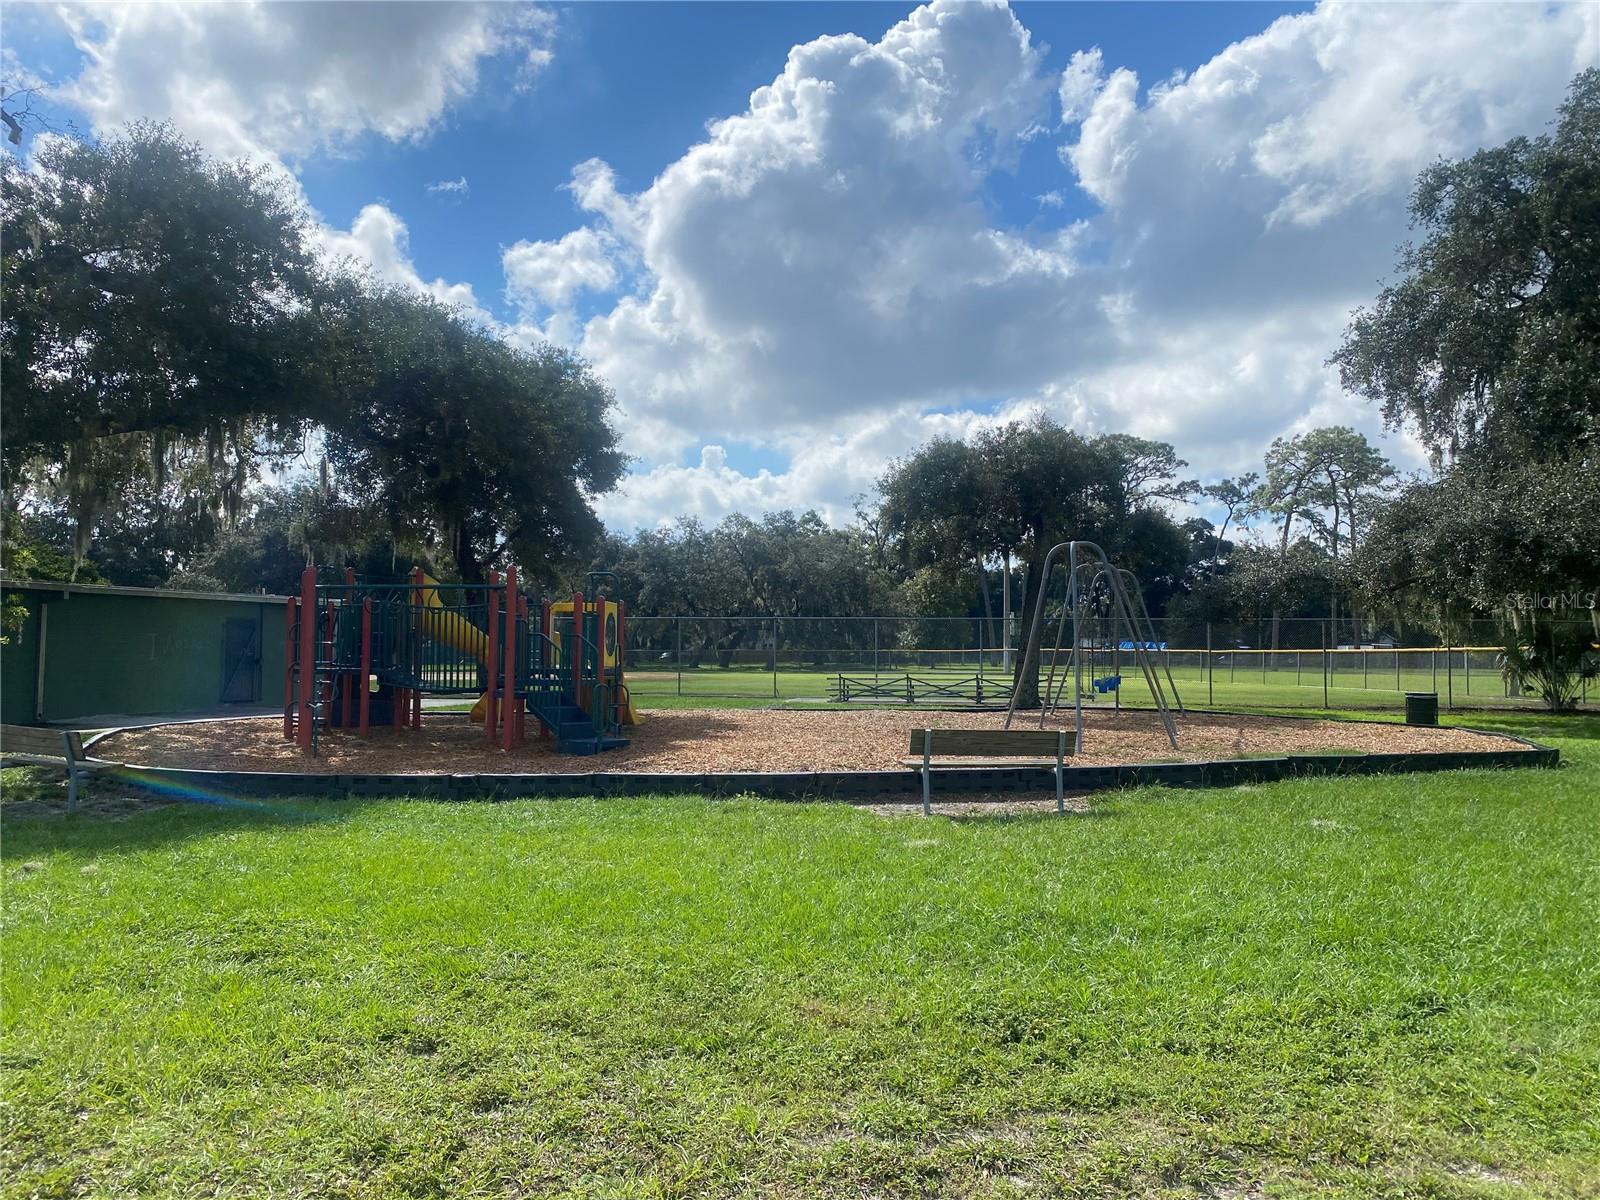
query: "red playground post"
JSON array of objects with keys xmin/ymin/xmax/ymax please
[
  {"xmin": 358, "ymin": 598, "xmax": 372, "ymax": 735},
  {"xmin": 538, "ymin": 598, "xmax": 552, "ymax": 739},
  {"xmin": 595, "ymin": 590, "xmax": 608, "ymax": 723},
  {"xmin": 296, "ymin": 566, "xmax": 316, "ymax": 751},
  {"xmin": 515, "ymin": 594, "xmax": 528, "ymax": 744},
  {"xmin": 485, "ymin": 572, "xmax": 500, "ymax": 745},
  {"xmin": 410, "ymin": 567, "xmax": 425, "ymax": 730},
  {"xmin": 283, "ymin": 594, "xmax": 298, "ymax": 742},
  {"xmin": 502, "ymin": 566, "xmax": 518, "ymax": 751}
]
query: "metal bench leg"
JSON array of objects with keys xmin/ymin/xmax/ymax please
[
  {"xmin": 922, "ymin": 729, "xmax": 932, "ymax": 817},
  {"xmin": 1056, "ymin": 731, "xmax": 1066, "ymax": 814},
  {"xmin": 67, "ymin": 765, "xmax": 79, "ymax": 813}
]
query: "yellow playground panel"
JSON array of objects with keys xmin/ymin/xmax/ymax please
[
  {"xmin": 415, "ymin": 575, "xmax": 638, "ymax": 728},
  {"xmin": 550, "ymin": 596, "xmax": 639, "ymax": 725}
]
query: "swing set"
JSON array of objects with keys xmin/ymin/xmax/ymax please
[{"xmin": 1005, "ymin": 541, "xmax": 1185, "ymax": 752}]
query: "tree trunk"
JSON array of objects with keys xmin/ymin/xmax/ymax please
[
  {"xmin": 454, "ymin": 541, "xmax": 485, "ymax": 585},
  {"xmin": 1011, "ymin": 553, "xmax": 1046, "ymax": 708}
]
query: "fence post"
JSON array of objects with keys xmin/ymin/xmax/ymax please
[
  {"xmin": 1446, "ymin": 641, "xmax": 1454, "ymax": 709},
  {"xmin": 1465, "ymin": 648, "xmax": 1472, "ymax": 696},
  {"xmin": 772, "ymin": 617, "xmax": 779, "ymax": 699},
  {"xmin": 1206, "ymin": 623, "xmax": 1214, "ymax": 707},
  {"xmin": 1322, "ymin": 621, "xmax": 1330, "ymax": 709},
  {"xmin": 676, "ymin": 618, "xmax": 683, "ymax": 697},
  {"xmin": 873, "ymin": 618, "xmax": 880, "ymax": 683}
]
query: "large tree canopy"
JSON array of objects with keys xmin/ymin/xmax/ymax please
[
  {"xmin": 1333, "ymin": 70, "xmax": 1600, "ymax": 708},
  {"xmin": 1332, "ymin": 69, "xmax": 1600, "ymax": 467},
  {"xmin": 877, "ymin": 417, "xmax": 1194, "ymax": 706},
  {"xmin": 1, "ymin": 124, "xmax": 333, "ymax": 535},
  {"xmin": 319, "ymin": 286, "xmax": 626, "ymax": 583},
  {"xmin": 2, "ymin": 123, "xmax": 625, "ymax": 588}
]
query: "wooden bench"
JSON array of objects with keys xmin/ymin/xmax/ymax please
[
  {"xmin": 0, "ymin": 724, "xmax": 111, "ymax": 812},
  {"xmin": 903, "ymin": 728, "xmax": 1076, "ymax": 816}
]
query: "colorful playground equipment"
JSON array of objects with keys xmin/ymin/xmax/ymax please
[{"xmin": 281, "ymin": 566, "xmax": 637, "ymax": 757}]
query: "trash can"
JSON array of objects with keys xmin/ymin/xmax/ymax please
[{"xmin": 1405, "ymin": 691, "xmax": 1439, "ymax": 726}]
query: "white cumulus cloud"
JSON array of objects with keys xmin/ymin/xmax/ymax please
[
  {"xmin": 54, "ymin": 1, "xmax": 554, "ymax": 166},
  {"xmin": 503, "ymin": 226, "xmax": 620, "ymax": 310},
  {"xmin": 1057, "ymin": 47, "xmax": 1104, "ymax": 124},
  {"xmin": 547, "ymin": 0, "xmax": 1593, "ymax": 528},
  {"xmin": 317, "ymin": 203, "xmax": 489, "ymax": 322},
  {"xmin": 564, "ymin": 0, "xmax": 1101, "ymax": 460}
]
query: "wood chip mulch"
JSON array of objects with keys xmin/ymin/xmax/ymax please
[{"xmin": 92, "ymin": 708, "xmax": 1523, "ymax": 775}]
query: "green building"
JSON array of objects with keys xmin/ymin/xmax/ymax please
[{"xmin": 1, "ymin": 581, "xmax": 288, "ymax": 726}]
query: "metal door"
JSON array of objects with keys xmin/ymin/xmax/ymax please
[{"xmin": 221, "ymin": 616, "xmax": 262, "ymax": 703}]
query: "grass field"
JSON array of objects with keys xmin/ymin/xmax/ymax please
[
  {"xmin": 621, "ymin": 662, "xmax": 1559, "ymax": 713},
  {"xmin": 3, "ymin": 711, "xmax": 1598, "ymax": 1198}
]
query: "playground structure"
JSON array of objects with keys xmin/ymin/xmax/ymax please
[
  {"xmin": 1007, "ymin": 542, "xmax": 1184, "ymax": 751},
  {"xmin": 281, "ymin": 566, "xmax": 637, "ymax": 757}
]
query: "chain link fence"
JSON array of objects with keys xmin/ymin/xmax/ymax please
[{"xmin": 621, "ymin": 615, "xmax": 1596, "ymax": 711}]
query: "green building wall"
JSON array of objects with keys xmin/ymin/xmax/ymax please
[{"xmin": 1, "ymin": 584, "xmax": 287, "ymax": 725}]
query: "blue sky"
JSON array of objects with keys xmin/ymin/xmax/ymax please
[{"xmin": 5, "ymin": 2, "xmax": 1594, "ymax": 529}]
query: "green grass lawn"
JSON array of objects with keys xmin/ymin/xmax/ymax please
[{"xmin": 3, "ymin": 712, "xmax": 1597, "ymax": 1198}]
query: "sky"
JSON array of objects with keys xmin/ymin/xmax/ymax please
[{"xmin": 5, "ymin": 0, "xmax": 1596, "ymax": 532}]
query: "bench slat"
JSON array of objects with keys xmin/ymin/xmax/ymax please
[
  {"xmin": 0, "ymin": 725, "xmax": 71, "ymax": 758},
  {"xmin": 899, "ymin": 756, "xmax": 1065, "ymax": 768},
  {"xmin": 909, "ymin": 729, "xmax": 1076, "ymax": 757}
]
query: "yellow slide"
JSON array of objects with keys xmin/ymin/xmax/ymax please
[
  {"xmin": 418, "ymin": 574, "xmax": 639, "ymax": 727},
  {"xmin": 416, "ymin": 575, "xmax": 494, "ymax": 723}
]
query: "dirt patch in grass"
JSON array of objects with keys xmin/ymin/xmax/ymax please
[
  {"xmin": 0, "ymin": 765, "xmax": 181, "ymax": 820},
  {"xmin": 92, "ymin": 707, "xmax": 1525, "ymax": 775}
]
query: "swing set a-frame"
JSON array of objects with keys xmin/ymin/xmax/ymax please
[{"xmin": 1004, "ymin": 541, "xmax": 1185, "ymax": 752}]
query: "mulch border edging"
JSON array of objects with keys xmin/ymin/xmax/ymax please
[{"xmin": 93, "ymin": 727, "xmax": 1558, "ymax": 804}]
